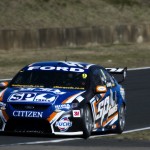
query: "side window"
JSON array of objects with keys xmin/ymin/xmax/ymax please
[
  {"xmin": 91, "ymin": 67, "xmax": 115, "ymax": 87},
  {"xmin": 101, "ymin": 69, "xmax": 115, "ymax": 87},
  {"xmin": 99, "ymin": 69, "xmax": 107, "ymax": 85}
]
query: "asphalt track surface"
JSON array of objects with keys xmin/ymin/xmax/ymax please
[{"xmin": 0, "ymin": 68, "xmax": 150, "ymax": 149}]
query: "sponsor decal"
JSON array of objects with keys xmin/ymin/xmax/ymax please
[
  {"xmin": 8, "ymin": 93, "xmax": 57, "ymax": 103},
  {"xmin": 95, "ymin": 97, "xmax": 109, "ymax": 121},
  {"xmin": 13, "ymin": 111, "xmax": 43, "ymax": 118},
  {"xmin": 8, "ymin": 93, "xmax": 37, "ymax": 102},
  {"xmin": 73, "ymin": 110, "xmax": 81, "ymax": 118},
  {"xmin": 120, "ymin": 88, "xmax": 125, "ymax": 99},
  {"xmin": 53, "ymin": 86, "xmax": 84, "ymax": 90},
  {"xmin": 108, "ymin": 105, "xmax": 118, "ymax": 117},
  {"xmin": 33, "ymin": 94, "xmax": 57, "ymax": 103},
  {"xmin": 55, "ymin": 104, "xmax": 71, "ymax": 111},
  {"xmin": 91, "ymin": 94, "xmax": 118, "ymax": 127},
  {"xmin": 82, "ymin": 73, "xmax": 87, "ymax": 79},
  {"xmin": 55, "ymin": 117, "xmax": 72, "ymax": 132},
  {"xmin": 27, "ymin": 66, "xmax": 85, "ymax": 73},
  {"xmin": 106, "ymin": 68, "xmax": 124, "ymax": 73},
  {"xmin": 19, "ymin": 88, "xmax": 66, "ymax": 95},
  {"xmin": 109, "ymin": 89, "xmax": 116, "ymax": 107},
  {"xmin": 91, "ymin": 96, "xmax": 110, "ymax": 126}
]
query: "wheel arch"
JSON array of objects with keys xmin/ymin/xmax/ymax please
[{"xmin": 87, "ymin": 102, "xmax": 94, "ymax": 123}]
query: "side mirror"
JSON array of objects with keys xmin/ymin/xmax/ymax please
[
  {"xmin": 95, "ymin": 85, "xmax": 107, "ymax": 93},
  {"xmin": 0, "ymin": 82, "xmax": 9, "ymax": 90}
]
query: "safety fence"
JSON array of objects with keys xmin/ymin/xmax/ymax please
[{"xmin": 0, "ymin": 24, "xmax": 149, "ymax": 50}]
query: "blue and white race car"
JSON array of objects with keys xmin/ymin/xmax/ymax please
[{"xmin": 0, "ymin": 61, "xmax": 127, "ymax": 138}]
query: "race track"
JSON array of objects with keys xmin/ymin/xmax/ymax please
[{"xmin": 0, "ymin": 68, "xmax": 150, "ymax": 149}]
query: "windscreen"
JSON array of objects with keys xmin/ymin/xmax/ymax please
[{"xmin": 9, "ymin": 70, "xmax": 88, "ymax": 90}]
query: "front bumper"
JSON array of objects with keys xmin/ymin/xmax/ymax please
[{"xmin": 0, "ymin": 108, "xmax": 83, "ymax": 136}]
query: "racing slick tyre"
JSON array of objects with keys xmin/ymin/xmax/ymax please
[
  {"xmin": 81, "ymin": 105, "xmax": 93, "ymax": 139},
  {"xmin": 115, "ymin": 104, "xmax": 126, "ymax": 134}
]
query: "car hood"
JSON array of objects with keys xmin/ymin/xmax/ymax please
[{"xmin": 2, "ymin": 87, "xmax": 85, "ymax": 105}]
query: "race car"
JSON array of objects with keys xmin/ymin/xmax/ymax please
[{"xmin": 0, "ymin": 61, "xmax": 127, "ymax": 138}]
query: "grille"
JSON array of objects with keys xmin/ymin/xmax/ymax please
[
  {"xmin": 5, "ymin": 118, "xmax": 52, "ymax": 134},
  {"xmin": 11, "ymin": 104, "xmax": 50, "ymax": 111}
]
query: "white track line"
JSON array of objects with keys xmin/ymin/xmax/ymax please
[
  {"xmin": 123, "ymin": 127, "xmax": 150, "ymax": 134},
  {"xmin": 90, "ymin": 127, "xmax": 150, "ymax": 139},
  {"xmin": 0, "ymin": 78, "xmax": 12, "ymax": 81},
  {"xmin": 0, "ymin": 126, "xmax": 149, "ymax": 147},
  {"xmin": 25, "ymin": 127, "xmax": 150, "ymax": 143},
  {"xmin": 128, "ymin": 67, "xmax": 150, "ymax": 71}
]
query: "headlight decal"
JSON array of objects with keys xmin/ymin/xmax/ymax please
[
  {"xmin": 0, "ymin": 89, "xmax": 9, "ymax": 122},
  {"xmin": 0, "ymin": 89, "xmax": 6, "ymax": 102},
  {"xmin": 1, "ymin": 110, "xmax": 9, "ymax": 122},
  {"xmin": 47, "ymin": 111, "xmax": 64, "ymax": 124},
  {"xmin": 47, "ymin": 112, "xmax": 58, "ymax": 122}
]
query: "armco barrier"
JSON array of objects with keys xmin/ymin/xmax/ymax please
[{"xmin": 0, "ymin": 24, "xmax": 149, "ymax": 50}]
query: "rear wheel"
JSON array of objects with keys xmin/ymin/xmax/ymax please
[
  {"xmin": 82, "ymin": 105, "xmax": 93, "ymax": 139},
  {"xmin": 115, "ymin": 104, "xmax": 126, "ymax": 133}
]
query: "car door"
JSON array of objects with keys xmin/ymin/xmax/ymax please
[{"xmin": 90, "ymin": 67, "xmax": 118, "ymax": 129}]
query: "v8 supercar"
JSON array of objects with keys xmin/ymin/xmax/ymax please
[{"xmin": 0, "ymin": 61, "xmax": 127, "ymax": 138}]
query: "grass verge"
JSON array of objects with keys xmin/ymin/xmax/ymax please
[
  {"xmin": 97, "ymin": 130, "xmax": 150, "ymax": 141},
  {"xmin": 0, "ymin": 43, "xmax": 150, "ymax": 78}
]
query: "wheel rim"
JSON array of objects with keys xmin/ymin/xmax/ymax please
[
  {"xmin": 85, "ymin": 108, "xmax": 92, "ymax": 132},
  {"xmin": 119, "ymin": 106, "xmax": 125, "ymax": 130}
]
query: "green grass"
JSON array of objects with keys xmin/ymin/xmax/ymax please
[
  {"xmin": 0, "ymin": 0, "xmax": 150, "ymax": 29},
  {"xmin": 98, "ymin": 130, "xmax": 150, "ymax": 141}
]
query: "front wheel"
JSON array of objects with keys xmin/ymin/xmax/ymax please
[
  {"xmin": 81, "ymin": 105, "xmax": 93, "ymax": 139},
  {"xmin": 115, "ymin": 104, "xmax": 126, "ymax": 133}
]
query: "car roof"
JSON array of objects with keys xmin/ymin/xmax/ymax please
[{"xmin": 27, "ymin": 61, "xmax": 97, "ymax": 69}]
